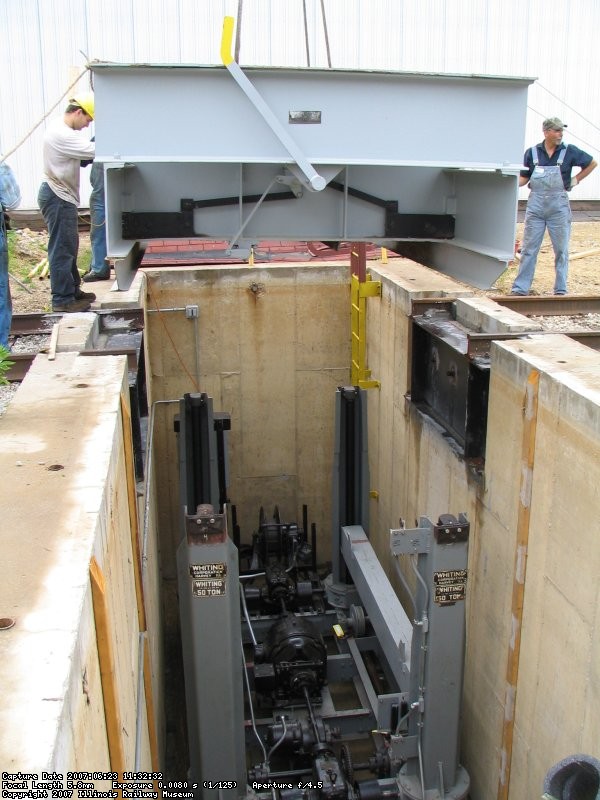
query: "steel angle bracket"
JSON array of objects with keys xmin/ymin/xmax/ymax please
[
  {"xmin": 359, "ymin": 279, "xmax": 382, "ymax": 298},
  {"xmin": 390, "ymin": 513, "xmax": 469, "ymax": 557},
  {"xmin": 221, "ymin": 16, "xmax": 326, "ymax": 193},
  {"xmin": 390, "ymin": 523, "xmax": 431, "ymax": 556}
]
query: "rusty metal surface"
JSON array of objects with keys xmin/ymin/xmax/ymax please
[
  {"xmin": 411, "ymin": 295, "xmax": 600, "ymax": 317},
  {"xmin": 554, "ymin": 331, "xmax": 600, "ymax": 350},
  {"xmin": 411, "ymin": 296, "xmax": 600, "ymax": 355},
  {"xmin": 489, "ymin": 295, "xmax": 600, "ymax": 316},
  {"xmin": 410, "ymin": 299, "xmax": 456, "ymax": 314},
  {"xmin": 9, "ymin": 313, "xmax": 62, "ymax": 336},
  {"xmin": 7, "ymin": 308, "xmax": 145, "ymax": 384},
  {"xmin": 80, "ymin": 347, "xmax": 140, "ymax": 371},
  {"xmin": 9, "ymin": 308, "xmax": 144, "ymax": 337},
  {"xmin": 5, "ymin": 353, "xmax": 36, "ymax": 381},
  {"xmin": 481, "ymin": 295, "xmax": 600, "ymax": 351},
  {"xmin": 467, "ymin": 330, "xmax": 600, "ymax": 355},
  {"xmin": 96, "ymin": 307, "xmax": 144, "ymax": 330}
]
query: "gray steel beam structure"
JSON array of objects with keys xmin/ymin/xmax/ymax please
[
  {"xmin": 91, "ymin": 62, "xmax": 532, "ymax": 290},
  {"xmin": 341, "ymin": 525, "xmax": 413, "ymax": 693},
  {"xmin": 176, "ymin": 510, "xmax": 246, "ymax": 799},
  {"xmin": 391, "ymin": 515, "xmax": 470, "ymax": 800},
  {"xmin": 339, "ymin": 514, "xmax": 470, "ymax": 800},
  {"xmin": 175, "ymin": 395, "xmax": 245, "ymax": 799}
]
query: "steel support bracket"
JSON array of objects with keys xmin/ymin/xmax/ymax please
[
  {"xmin": 410, "ymin": 305, "xmax": 490, "ymax": 464},
  {"xmin": 390, "ymin": 524, "xmax": 432, "ymax": 556},
  {"xmin": 359, "ymin": 278, "xmax": 382, "ymax": 298},
  {"xmin": 184, "ymin": 509, "xmax": 227, "ymax": 545}
]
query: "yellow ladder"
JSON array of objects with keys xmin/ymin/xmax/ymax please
[{"xmin": 350, "ymin": 243, "xmax": 381, "ymax": 389}]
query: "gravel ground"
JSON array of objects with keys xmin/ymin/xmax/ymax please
[
  {"xmin": 0, "ymin": 383, "xmax": 19, "ymax": 416},
  {"xmin": 532, "ymin": 312, "xmax": 600, "ymax": 331},
  {"xmin": 0, "ymin": 336, "xmax": 51, "ymax": 416}
]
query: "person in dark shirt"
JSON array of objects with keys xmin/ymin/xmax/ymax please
[{"xmin": 511, "ymin": 117, "xmax": 597, "ymax": 296}]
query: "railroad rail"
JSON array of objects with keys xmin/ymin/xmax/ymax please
[
  {"xmin": 7, "ymin": 295, "xmax": 600, "ymax": 384},
  {"xmin": 6, "ymin": 308, "xmax": 145, "ymax": 380},
  {"xmin": 9, "ymin": 307, "xmax": 144, "ymax": 337},
  {"xmin": 411, "ymin": 294, "xmax": 600, "ymax": 356},
  {"xmin": 488, "ymin": 294, "xmax": 600, "ymax": 316}
]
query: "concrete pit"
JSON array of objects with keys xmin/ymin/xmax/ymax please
[{"xmin": 1, "ymin": 256, "xmax": 599, "ymax": 799}]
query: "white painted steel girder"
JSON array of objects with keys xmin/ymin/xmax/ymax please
[{"xmin": 91, "ymin": 62, "xmax": 533, "ymax": 288}]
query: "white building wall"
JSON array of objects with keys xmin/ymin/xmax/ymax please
[{"xmin": 1, "ymin": 0, "xmax": 599, "ymax": 208}]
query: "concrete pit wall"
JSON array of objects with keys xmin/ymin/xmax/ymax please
[
  {"xmin": 144, "ymin": 262, "xmax": 351, "ymax": 571},
  {"xmin": 0, "ymin": 345, "xmax": 162, "ymax": 774},
  {"xmin": 2, "ymin": 257, "xmax": 598, "ymax": 798},
  {"xmin": 363, "ymin": 260, "xmax": 600, "ymax": 799},
  {"xmin": 143, "ymin": 262, "xmax": 351, "ymax": 777},
  {"xmin": 146, "ymin": 257, "xmax": 600, "ymax": 798}
]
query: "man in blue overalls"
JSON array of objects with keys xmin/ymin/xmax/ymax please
[{"xmin": 511, "ymin": 117, "xmax": 596, "ymax": 296}]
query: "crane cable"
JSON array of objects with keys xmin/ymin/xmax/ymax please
[
  {"xmin": 303, "ymin": 0, "xmax": 332, "ymax": 68},
  {"xmin": 320, "ymin": 0, "xmax": 332, "ymax": 68},
  {"xmin": 229, "ymin": 0, "xmax": 332, "ymax": 70},
  {"xmin": 302, "ymin": 0, "xmax": 311, "ymax": 67},
  {"xmin": 234, "ymin": 0, "xmax": 243, "ymax": 62}
]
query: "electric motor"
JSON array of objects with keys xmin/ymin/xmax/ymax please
[{"xmin": 255, "ymin": 614, "xmax": 327, "ymax": 698}]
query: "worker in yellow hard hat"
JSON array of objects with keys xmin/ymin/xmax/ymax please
[
  {"xmin": 69, "ymin": 92, "xmax": 95, "ymax": 120},
  {"xmin": 37, "ymin": 91, "xmax": 96, "ymax": 312}
]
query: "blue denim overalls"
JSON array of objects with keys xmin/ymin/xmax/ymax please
[{"xmin": 512, "ymin": 145, "xmax": 571, "ymax": 295}]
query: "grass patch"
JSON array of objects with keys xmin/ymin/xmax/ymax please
[
  {"xmin": 0, "ymin": 345, "xmax": 14, "ymax": 385},
  {"xmin": 7, "ymin": 229, "xmax": 92, "ymax": 283},
  {"xmin": 7, "ymin": 230, "xmax": 47, "ymax": 283}
]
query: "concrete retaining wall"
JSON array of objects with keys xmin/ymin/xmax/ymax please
[
  {"xmin": 0, "ymin": 350, "xmax": 161, "ymax": 773},
  {"xmin": 144, "ymin": 258, "xmax": 600, "ymax": 796},
  {"xmin": 3, "ymin": 256, "xmax": 598, "ymax": 798},
  {"xmin": 144, "ymin": 263, "xmax": 351, "ymax": 573},
  {"xmin": 364, "ymin": 261, "xmax": 600, "ymax": 799}
]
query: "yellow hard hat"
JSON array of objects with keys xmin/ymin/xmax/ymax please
[{"xmin": 70, "ymin": 92, "xmax": 95, "ymax": 119}]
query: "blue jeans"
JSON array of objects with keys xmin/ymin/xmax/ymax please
[
  {"xmin": 0, "ymin": 234, "xmax": 12, "ymax": 349},
  {"xmin": 89, "ymin": 185, "xmax": 108, "ymax": 275},
  {"xmin": 512, "ymin": 191, "xmax": 571, "ymax": 295},
  {"xmin": 38, "ymin": 182, "xmax": 81, "ymax": 307}
]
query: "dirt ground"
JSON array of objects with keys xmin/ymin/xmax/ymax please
[
  {"xmin": 8, "ymin": 221, "xmax": 600, "ymax": 314},
  {"xmin": 489, "ymin": 220, "xmax": 600, "ymax": 297},
  {"xmin": 9, "ymin": 229, "xmax": 93, "ymax": 315}
]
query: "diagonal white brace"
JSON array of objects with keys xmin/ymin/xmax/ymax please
[{"xmin": 221, "ymin": 16, "xmax": 326, "ymax": 192}]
